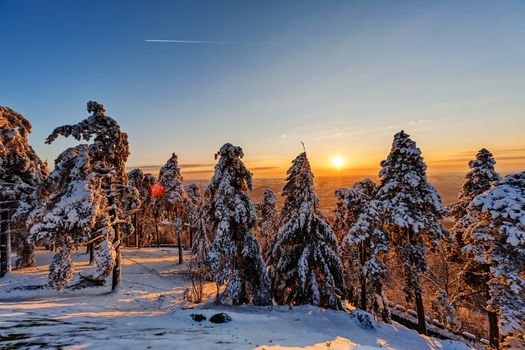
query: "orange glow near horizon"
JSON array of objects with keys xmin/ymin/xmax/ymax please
[
  {"xmin": 128, "ymin": 146, "xmax": 525, "ymax": 181},
  {"xmin": 330, "ymin": 155, "xmax": 345, "ymax": 171}
]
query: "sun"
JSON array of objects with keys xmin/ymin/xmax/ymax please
[{"xmin": 331, "ymin": 155, "xmax": 345, "ymax": 170}]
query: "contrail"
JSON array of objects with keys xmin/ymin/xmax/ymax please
[{"xmin": 145, "ymin": 39, "xmax": 237, "ymax": 44}]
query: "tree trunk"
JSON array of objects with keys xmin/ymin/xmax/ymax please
[
  {"xmin": 189, "ymin": 227, "xmax": 193, "ymax": 251},
  {"xmin": 109, "ymin": 196, "xmax": 122, "ymax": 293},
  {"xmin": 359, "ymin": 242, "xmax": 367, "ymax": 311},
  {"xmin": 6, "ymin": 216, "xmax": 12, "ymax": 273},
  {"xmin": 88, "ymin": 243, "xmax": 95, "ymax": 265},
  {"xmin": 176, "ymin": 217, "xmax": 183, "ymax": 264},
  {"xmin": 0, "ymin": 206, "xmax": 9, "ymax": 277},
  {"xmin": 155, "ymin": 222, "xmax": 160, "ymax": 248},
  {"xmin": 111, "ymin": 224, "xmax": 122, "ymax": 292},
  {"xmin": 177, "ymin": 230, "xmax": 183, "ymax": 264},
  {"xmin": 134, "ymin": 213, "xmax": 139, "ymax": 248},
  {"xmin": 415, "ymin": 290, "xmax": 427, "ymax": 335},
  {"xmin": 360, "ymin": 277, "xmax": 367, "ymax": 311},
  {"xmin": 488, "ymin": 311, "xmax": 500, "ymax": 349}
]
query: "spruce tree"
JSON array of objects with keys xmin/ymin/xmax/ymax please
[
  {"xmin": 31, "ymin": 101, "xmax": 138, "ymax": 291},
  {"xmin": 449, "ymin": 148, "xmax": 501, "ymax": 258},
  {"xmin": 462, "ymin": 172, "xmax": 525, "ymax": 349},
  {"xmin": 269, "ymin": 151, "xmax": 344, "ymax": 309},
  {"xmin": 158, "ymin": 153, "xmax": 188, "ymax": 263},
  {"xmin": 340, "ymin": 179, "xmax": 391, "ymax": 321},
  {"xmin": 375, "ymin": 131, "xmax": 447, "ymax": 334},
  {"xmin": 207, "ymin": 143, "xmax": 271, "ymax": 305},
  {"xmin": 0, "ymin": 107, "xmax": 47, "ymax": 275},
  {"xmin": 257, "ymin": 188, "xmax": 279, "ymax": 257},
  {"xmin": 448, "ymin": 148, "xmax": 501, "ymax": 345},
  {"xmin": 27, "ymin": 145, "xmax": 110, "ymax": 289}
]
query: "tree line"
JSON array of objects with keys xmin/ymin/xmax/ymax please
[{"xmin": 0, "ymin": 102, "xmax": 523, "ymax": 349}]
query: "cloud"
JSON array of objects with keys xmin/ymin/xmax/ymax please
[
  {"xmin": 453, "ymin": 148, "xmax": 525, "ymax": 157},
  {"xmin": 431, "ymin": 155, "xmax": 525, "ymax": 164},
  {"xmin": 126, "ymin": 163, "xmax": 215, "ymax": 171},
  {"xmin": 250, "ymin": 166, "xmax": 280, "ymax": 171},
  {"xmin": 145, "ymin": 39, "xmax": 237, "ymax": 44}
]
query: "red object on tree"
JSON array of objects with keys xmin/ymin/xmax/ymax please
[{"xmin": 150, "ymin": 183, "xmax": 165, "ymax": 198}]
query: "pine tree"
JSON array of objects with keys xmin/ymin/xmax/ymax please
[
  {"xmin": 449, "ymin": 148, "xmax": 501, "ymax": 258},
  {"xmin": 462, "ymin": 172, "xmax": 525, "ymax": 349},
  {"xmin": 158, "ymin": 153, "xmax": 188, "ymax": 263},
  {"xmin": 30, "ymin": 101, "xmax": 138, "ymax": 291},
  {"xmin": 375, "ymin": 130, "xmax": 447, "ymax": 334},
  {"xmin": 0, "ymin": 106, "xmax": 47, "ymax": 276},
  {"xmin": 269, "ymin": 151, "xmax": 344, "ymax": 309},
  {"xmin": 27, "ymin": 144, "xmax": 110, "ymax": 289},
  {"xmin": 257, "ymin": 188, "xmax": 279, "ymax": 257},
  {"xmin": 127, "ymin": 169, "xmax": 156, "ymax": 248},
  {"xmin": 207, "ymin": 143, "xmax": 271, "ymax": 306},
  {"xmin": 448, "ymin": 148, "xmax": 501, "ymax": 344},
  {"xmin": 340, "ymin": 179, "xmax": 391, "ymax": 321}
]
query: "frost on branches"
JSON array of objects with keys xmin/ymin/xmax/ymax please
[
  {"xmin": 26, "ymin": 145, "xmax": 113, "ymax": 289},
  {"xmin": 334, "ymin": 178, "xmax": 377, "ymax": 238},
  {"xmin": 375, "ymin": 131, "xmax": 447, "ymax": 334},
  {"xmin": 269, "ymin": 152, "xmax": 344, "ymax": 309},
  {"xmin": 340, "ymin": 179, "xmax": 391, "ymax": 321},
  {"xmin": 207, "ymin": 143, "xmax": 271, "ymax": 306},
  {"xmin": 159, "ymin": 154, "xmax": 187, "ymax": 210},
  {"xmin": 257, "ymin": 188, "xmax": 279, "ymax": 257},
  {"xmin": 0, "ymin": 107, "xmax": 48, "ymax": 275},
  {"xmin": 28, "ymin": 102, "xmax": 138, "ymax": 290},
  {"xmin": 448, "ymin": 148, "xmax": 501, "ymax": 259},
  {"xmin": 159, "ymin": 153, "xmax": 189, "ymax": 263},
  {"xmin": 463, "ymin": 172, "xmax": 525, "ymax": 348}
]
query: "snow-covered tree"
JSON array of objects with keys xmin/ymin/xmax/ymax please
[
  {"xmin": 257, "ymin": 188, "xmax": 279, "ymax": 257},
  {"xmin": 340, "ymin": 179, "xmax": 391, "ymax": 321},
  {"xmin": 28, "ymin": 101, "xmax": 138, "ymax": 290},
  {"xmin": 26, "ymin": 144, "xmax": 111, "ymax": 289},
  {"xmin": 334, "ymin": 178, "xmax": 377, "ymax": 241},
  {"xmin": 375, "ymin": 131, "xmax": 447, "ymax": 334},
  {"xmin": 268, "ymin": 151, "xmax": 344, "ymax": 309},
  {"xmin": 0, "ymin": 106, "xmax": 47, "ymax": 276},
  {"xmin": 461, "ymin": 172, "xmax": 525, "ymax": 348},
  {"xmin": 207, "ymin": 143, "xmax": 271, "ymax": 306},
  {"xmin": 127, "ymin": 168, "xmax": 156, "ymax": 248},
  {"xmin": 446, "ymin": 149, "xmax": 501, "ymax": 344},
  {"xmin": 158, "ymin": 153, "xmax": 188, "ymax": 263},
  {"xmin": 448, "ymin": 148, "xmax": 501, "ymax": 259}
]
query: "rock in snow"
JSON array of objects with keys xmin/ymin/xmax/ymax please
[
  {"xmin": 191, "ymin": 314, "xmax": 206, "ymax": 322},
  {"xmin": 209, "ymin": 312, "xmax": 232, "ymax": 324}
]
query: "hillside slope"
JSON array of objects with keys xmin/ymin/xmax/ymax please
[{"xmin": 0, "ymin": 249, "xmax": 474, "ymax": 349}]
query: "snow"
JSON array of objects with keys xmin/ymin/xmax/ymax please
[{"xmin": 0, "ymin": 248, "xmax": 473, "ymax": 350}]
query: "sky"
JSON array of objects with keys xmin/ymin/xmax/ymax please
[{"xmin": 1, "ymin": 0, "xmax": 524, "ymax": 179}]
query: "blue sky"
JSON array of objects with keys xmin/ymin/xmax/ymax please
[{"xmin": 1, "ymin": 0, "xmax": 524, "ymax": 177}]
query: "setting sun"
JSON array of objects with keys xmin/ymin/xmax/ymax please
[{"xmin": 331, "ymin": 155, "xmax": 345, "ymax": 170}]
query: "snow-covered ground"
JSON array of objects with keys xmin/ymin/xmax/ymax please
[{"xmin": 0, "ymin": 248, "xmax": 475, "ymax": 349}]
